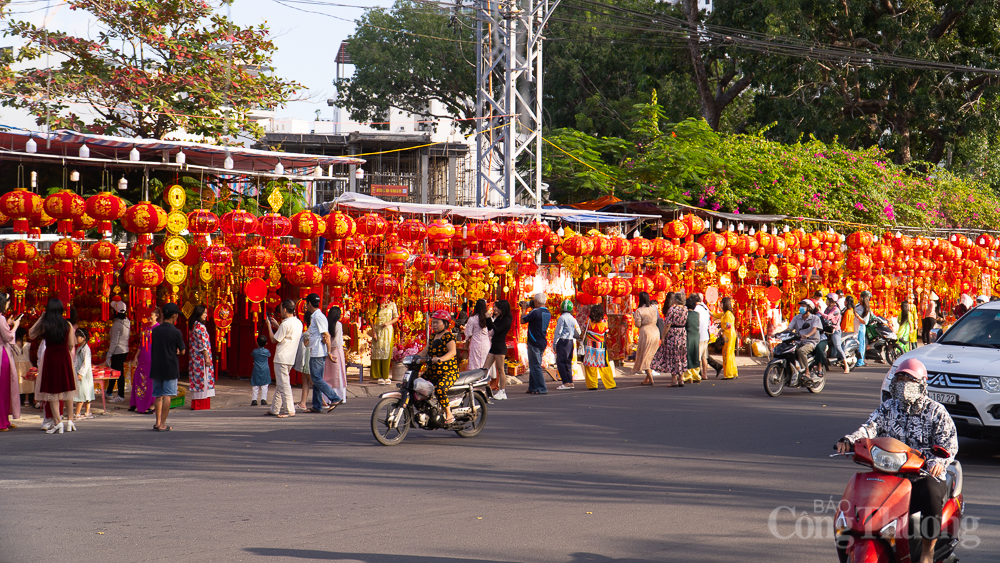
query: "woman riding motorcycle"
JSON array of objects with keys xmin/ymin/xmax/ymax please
[
  {"xmin": 420, "ymin": 310, "xmax": 460, "ymax": 424},
  {"xmin": 835, "ymin": 358, "xmax": 958, "ymax": 563}
]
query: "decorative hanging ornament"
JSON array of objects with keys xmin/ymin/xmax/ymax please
[
  {"xmin": 0, "ymin": 188, "xmax": 41, "ymax": 234},
  {"xmin": 220, "ymin": 207, "xmax": 259, "ymax": 249},
  {"xmin": 121, "ymin": 201, "xmax": 168, "ymax": 250},
  {"xmin": 43, "ymin": 189, "xmax": 86, "ymax": 235},
  {"xmin": 187, "ymin": 209, "xmax": 219, "ymax": 247}
]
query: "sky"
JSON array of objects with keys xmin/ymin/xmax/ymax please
[{"xmin": 0, "ymin": 0, "xmax": 383, "ymax": 131}]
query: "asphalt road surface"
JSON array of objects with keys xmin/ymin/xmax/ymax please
[{"xmin": 2, "ymin": 365, "xmax": 997, "ymax": 563}]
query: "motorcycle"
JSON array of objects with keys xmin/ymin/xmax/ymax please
[
  {"xmin": 867, "ymin": 315, "xmax": 901, "ymax": 365},
  {"xmin": 370, "ymin": 355, "xmax": 491, "ymax": 446},
  {"xmin": 831, "ymin": 437, "xmax": 964, "ymax": 563},
  {"xmin": 763, "ymin": 330, "xmax": 826, "ymax": 396}
]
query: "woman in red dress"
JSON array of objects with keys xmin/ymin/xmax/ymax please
[{"xmin": 30, "ymin": 299, "xmax": 77, "ymax": 434}]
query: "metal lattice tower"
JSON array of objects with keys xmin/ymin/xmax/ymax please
[{"xmin": 474, "ymin": 0, "xmax": 561, "ymax": 208}]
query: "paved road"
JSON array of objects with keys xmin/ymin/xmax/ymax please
[{"xmin": 2, "ymin": 366, "xmax": 997, "ymax": 563}]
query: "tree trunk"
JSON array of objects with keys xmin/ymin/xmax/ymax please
[{"xmin": 683, "ymin": 0, "xmax": 751, "ymax": 131}]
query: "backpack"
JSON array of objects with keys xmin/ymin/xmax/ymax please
[{"xmin": 820, "ymin": 314, "xmax": 836, "ymax": 335}]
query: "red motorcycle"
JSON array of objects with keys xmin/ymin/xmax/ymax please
[{"xmin": 832, "ymin": 437, "xmax": 964, "ymax": 563}]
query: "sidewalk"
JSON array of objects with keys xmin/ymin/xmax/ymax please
[{"xmin": 11, "ymin": 353, "xmax": 769, "ymax": 424}]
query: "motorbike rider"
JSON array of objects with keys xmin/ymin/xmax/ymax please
[
  {"xmin": 420, "ymin": 310, "xmax": 460, "ymax": 424},
  {"xmin": 787, "ymin": 299, "xmax": 823, "ymax": 383},
  {"xmin": 835, "ymin": 358, "xmax": 958, "ymax": 563}
]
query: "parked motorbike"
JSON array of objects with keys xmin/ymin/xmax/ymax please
[
  {"xmin": 763, "ymin": 330, "xmax": 826, "ymax": 396},
  {"xmin": 370, "ymin": 355, "xmax": 491, "ymax": 446},
  {"xmin": 832, "ymin": 437, "xmax": 964, "ymax": 563},
  {"xmin": 867, "ymin": 315, "xmax": 901, "ymax": 365}
]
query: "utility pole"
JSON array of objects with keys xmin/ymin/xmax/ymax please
[{"xmin": 474, "ymin": 0, "xmax": 560, "ymax": 209}]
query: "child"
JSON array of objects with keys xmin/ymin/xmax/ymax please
[
  {"xmin": 73, "ymin": 328, "xmax": 95, "ymax": 419},
  {"xmin": 14, "ymin": 327, "xmax": 32, "ymax": 407},
  {"xmin": 250, "ymin": 334, "xmax": 271, "ymax": 406}
]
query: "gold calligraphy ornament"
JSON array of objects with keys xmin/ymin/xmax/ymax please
[
  {"xmin": 165, "ymin": 261, "xmax": 188, "ymax": 285},
  {"xmin": 268, "ymin": 186, "xmax": 284, "ymax": 211},
  {"xmin": 164, "ymin": 236, "xmax": 189, "ymax": 261},
  {"xmin": 166, "ymin": 185, "xmax": 186, "ymax": 210},
  {"xmin": 166, "ymin": 211, "xmax": 188, "ymax": 234}
]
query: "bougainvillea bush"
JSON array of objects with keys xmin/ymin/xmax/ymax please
[{"xmin": 544, "ymin": 94, "xmax": 1000, "ymax": 230}]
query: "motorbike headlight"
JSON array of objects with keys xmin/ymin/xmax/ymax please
[
  {"xmin": 834, "ymin": 511, "xmax": 848, "ymax": 536},
  {"xmin": 870, "ymin": 446, "xmax": 907, "ymax": 473},
  {"xmin": 879, "ymin": 520, "xmax": 897, "ymax": 548},
  {"xmin": 981, "ymin": 376, "xmax": 1000, "ymax": 393}
]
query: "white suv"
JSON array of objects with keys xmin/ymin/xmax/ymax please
[{"xmin": 881, "ymin": 301, "xmax": 1000, "ymax": 440}]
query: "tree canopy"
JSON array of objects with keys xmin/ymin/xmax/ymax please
[{"xmin": 1, "ymin": 0, "xmax": 300, "ymax": 141}]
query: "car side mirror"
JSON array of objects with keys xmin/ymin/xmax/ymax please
[{"xmin": 931, "ymin": 445, "xmax": 951, "ymax": 458}]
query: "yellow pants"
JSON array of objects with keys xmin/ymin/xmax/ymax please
[
  {"xmin": 584, "ymin": 365, "xmax": 616, "ymax": 389},
  {"xmin": 370, "ymin": 358, "xmax": 391, "ymax": 380},
  {"xmin": 682, "ymin": 368, "xmax": 701, "ymax": 383}
]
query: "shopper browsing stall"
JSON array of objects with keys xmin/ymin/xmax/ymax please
[
  {"xmin": 151, "ymin": 303, "xmax": 186, "ymax": 432},
  {"xmin": 265, "ymin": 300, "xmax": 303, "ymax": 418}
]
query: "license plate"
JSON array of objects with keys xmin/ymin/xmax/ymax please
[{"xmin": 930, "ymin": 392, "xmax": 957, "ymax": 404}]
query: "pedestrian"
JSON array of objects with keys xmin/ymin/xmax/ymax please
[
  {"xmin": 897, "ymin": 301, "xmax": 912, "ymax": 355},
  {"xmin": 822, "ymin": 293, "xmax": 849, "ymax": 374},
  {"xmin": 841, "ymin": 295, "xmax": 856, "ymax": 340},
  {"xmin": 919, "ymin": 291, "xmax": 936, "ymax": 345},
  {"xmin": 464, "ymin": 299, "xmax": 493, "ymax": 371},
  {"xmin": 188, "ymin": 305, "xmax": 216, "ymax": 408},
  {"xmin": 30, "ymin": 298, "xmax": 76, "ymax": 434},
  {"xmin": 652, "ymin": 292, "xmax": 688, "ymax": 387},
  {"xmin": 520, "ymin": 293, "xmax": 551, "ymax": 394},
  {"xmin": 712, "ymin": 297, "xmax": 739, "ymax": 379},
  {"xmin": 582, "ymin": 303, "xmax": 616, "ymax": 390},
  {"xmin": 553, "ymin": 299, "xmax": 581, "ymax": 390},
  {"xmin": 693, "ymin": 295, "xmax": 716, "ymax": 378},
  {"xmin": 303, "ymin": 293, "xmax": 342, "ymax": 413},
  {"xmin": 250, "ymin": 334, "xmax": 271, "ymax": 406},
  {"xmin": 855, "ymin": 291, "xmax": 872, "ymax": 367},
  {"xmin": 632, "ymin": 291, "xmax": 660, "ymax": 386},
  {"xmin": 72, "ymin": 328, "xmax": 94, "ymax": 420},
  {"xmin": 483, "ymin": 300, "xmax": 512, "ymax": 400},
  {"xmin": 103, "ymin": 301, "xmax": 130, "ymax": 402},
  {"xmin": 908, "ymin": 300, "xmax": 919, "ymax": 351},
  {"xmin": 14, "ymin": 327, "xmax": 32, "ymax": 408},
  {"xmin": 129, "ymin": 307, "xmax": 160, "ymax": 414},
  {"xmin": 370, "ymin": 296, "xmax": 400, "ymax": 385},
  {"xmin": 324, "ymin": 306, "xmax": 347, "ymax": 403},
  {"xmin": 294, "ymin": 309, "xmax": 312, "ymax": 411},
  {"xmin": 421, "ymin": 310, "xmax": 460, "ymax": 423},
  {"xmin": 151, "ymin": 303, "xmax": 186, "ymax": 431},
  {"xmin": 265, "ymin": 300, "xmax": 303, "ymax": 417},
  {"xmin": 836, "ymin": 289, "xmax": 845, "ymax": 310},
  {"xmin": 0, "ymin": 293, "xmax": 22, "ymax": 432},
  {"xmin": 683, "ymin": 295, "xmax": 701, "ymax": 384}
]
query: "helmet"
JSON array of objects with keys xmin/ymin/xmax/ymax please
[
  {"xmin": 561, "ymin": 299, "xmax": 574, "ymax": 313},
  {"xmin": 895, "ymin": 358, "xmax": 927, "ymax": 382},
  {"xmin": 431, "ymin": 310, "xmax": 451, "ymax": 323}
]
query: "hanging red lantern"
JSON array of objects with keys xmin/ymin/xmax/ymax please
[
  {"xmin": 650, "ymin": 238, "xmax": 673, "ymax": 261},
  {"xmin": 4, "ymin": 239, "xmax": 37, "ymax": 276},
  {"xmin": 543, "ymin": 231, "xmax": 562, "ymax": 254},
  {"xmin": 630, "ymin": 276, "xmax": 654, "ymax": 295},
  {"xmin": 427, "ymin": 218, "xmax": 456, "ymax": 251},
  {"xmin": 325, "ymin": 211, "xmax": 357, "ymax": 252},
  {"xmin": 440, "ymin": 258, "xmax": 462, "ymax": 275},
  {"xmin": 698, "ymin": 232, "xmax": 727, "ymax": 254},
  {"xmin": 893, "ymin": 234, "xmax": 914, "ymax": 253},
  {"xmin": 0, "ymin": 188, "xmax": 41, "ymax": 234},
  {"xmin": 50, "ymin": 237, "xmax": 81, "ymax": 274},
  {"xmin": 275, "ymin": 244, "xmax": 304, "ymax": 274},
  {"xmin": 871, "ymin": 275, "xmax": 894, "ymax": 291},
  {"xmin": 258, "ymin": 213, "xmax": 291, "ymax": 240},
  {"xmin": 475, "ymin": 222, "xmax": 502, "ymax": 242},
  {"xmin": 357, "ymin": 213, "xmax": 389, "ymax": 239},
  {"xmin": 342, "ymin": 237, "xmax": 364, "ymax": 264},
  {"xmin": 369, "ymin": 273, "xmax": 400, "ymax": 297},
  {"xmin": 218, "ymin": 208, "xmax": 258, "ymax": 249},
  {"xmin": 323, "ymin": 261, "xmax": 353, "ymax": 301},
  {"xmin": 397, "ymin": 218, "xmax": 427, "ymax": 244},
  {"xmin": 732, "ymin": 235, "xmax": 759, "ymax": 255},
  {"xmin": 590, "ymin": 236, "xmax": 615, "ymax": 257},
  {"xmin": 240, "ymin": 245, "xmax": 275, "ymax": 279},
  {"xmin": 414, "ymin": 253, "xmax": 440, "ymax": 273},
  {"xmin": 489, "ymin": 249, "xmax": 513, "ymax": 274},
  {"xmin": 43, "ymin": 190, "xmax": 85, "ymax": 235},
  {"xmin": 755, "ymin": 231, "xmax": 773, "ymax": 253},
  {"xmin": 581, "ymin": 276, "xmax": 612, "ymax": 297},
  {"xmin": 650, "ymin": 272, "xmax": 670, "ymax": 293},
  {"xmin": 72, "ymin": 213, "xmax": 96, "ymax": 239},
  {"xmin": 663, "ymin": 220, "xmax": 690, "ymax": 241},
  {"xmin": 121, "ymin": 201, "xmax": 167, "ymax": 248},
  {"xmin": 500, "ymin": 221, "xmax": 526, "ymax": 249},
  {"xmin": 123, "ymin": 259, "xmax": 164, "ymax": 319},
  {"xmin": 608, "ymin": 237, "xmax": 630, "ymax": 258},
  {"xmin": 717, "ymin": 255, "xmax": 740, "ymax": 273},
  {"xmin": 84, "ymin": 192, "xmax": 126, "ymax": 237},
  {"xmin": 846, "ymin": 252, "xmax": 873, "ymax": 272},
  {"xmin": 286, "ymin": 262, "xmax": 323, "ymax": 298},
  {"xmin": 629, "ymin": 238, "xmax": 654, "ymax": 258},
  {"xmin": 465, "ymin": 252, "xmax": 489, "ymax": 273},
  {"xmin": 663, "ymin": 245, "xmax": 689, "ymax": 265},
  {"xmin": 846, "ymin": 231, "xmax": 874, "ymax": 251},
  {"xmin": 608, "ymin": 277, "xmax": 632, "ymax": 299},
  {"xmin": 525, "ymin": 221, "xmax": 551, "ymax": 247},
  {"xmin": 289, "ymin": 210, "xmax": 326, "ymax": 253},
  {"xmin": 562, "ymin": 236, "xmax": 595, "ymax": 257},
  {"xmin": 384, "ymin": 245, "xmax": 411, "ymax": 272},
  {"xmin": 187, "ymin": 209, "xmax": 220, "ymax": 247},
  {"xmin": 681, "ymin": 214, "xmax": 705, "ymax": 237},
  {"xmin": 872, "ymin": 244, "xmax": 894, "ymax": 263}
]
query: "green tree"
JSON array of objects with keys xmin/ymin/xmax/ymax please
[
  {"xmin": 715, "ymin": 0, "xmax": 1000, "ymax": 165},
  {"xmin": 335, "ymin": 0, "xmax": 476, "ymax": 128},
  {"xmin": 1, "ymin": 0, "xmax": 300, "ymax": 141}
]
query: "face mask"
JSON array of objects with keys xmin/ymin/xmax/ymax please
[
  {"xmin": 893, "ymin": 380, "xmax": 923, "ymax": 406},
  {"xmin": 799, "ymin": 306, "xmax": 807, "ymax": 315}
]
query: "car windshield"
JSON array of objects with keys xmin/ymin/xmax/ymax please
[{"xmin": 938, "ymin": 309, "xmax": 1000, "ymax": 348}]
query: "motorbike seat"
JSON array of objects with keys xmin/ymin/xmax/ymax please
[{"xmin": 453, "ymin": 369, "xmax": 488, "ymax": 387}]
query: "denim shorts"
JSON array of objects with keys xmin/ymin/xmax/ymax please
[{"xmin": 152, "ymin": 379, "xmax": 178, "ymax": 398}]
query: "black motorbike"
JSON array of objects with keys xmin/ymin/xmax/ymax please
[
  {"xmin": 370, "ymin": 355, "xmax": 491, "ymax": 446},
  {"xmin": 828, "ymin": 331, "xmax": 861, "ymax": 371},
  {"xmin": 866, "ymin": 315, "xmax": 901, "ymax": 365},
  {"xmin": 763, "ymin": 331, "xmax": 826, "ymax": 396}
]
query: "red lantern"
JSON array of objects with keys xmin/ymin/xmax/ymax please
[
  {"xmin": 608, "ymin": 277, "xmax": 632, "ymax": 298},
  {"xmin": 590, "ymin": 236, "xmax": 614, "ymax": 257},
  {"xmin": 872, "ymin": 275, "xmax": 893, "ymax": 291},
  {"xmin": 608, "ymin": 237, "xmax": 630, "ymax": 258},
  {"xmin": 187, "ymin": 209, "xmax": 220, "ymax": 247},
  {"xmin": 872, "ymin": 244, "xmax": 894, "ymax": 263},
  {"xmin": 43, "ymin": 190, "xmax": 86, "ymax": 235},
  {"xmin": 698, "ymin": 232, "xmax": 727, "ymax": 254},
  {"xmin": 663, "ymin": 220, "xmax": 690, "ymax": 241},
  {"xmin": 397, "ymin": 218, "xmax": 427, "ymax": 244},
  {"xmin": 663, "ymin": 245, "xmax": 689, "ymax": 265},
  {"xmin": 475, "ymin": 222, "xmax": 502, "ymax": 243},
  {"xmin": 846, "ymin": 252, "xmax": 873, "ymax": 272},
  {"xmin": 581, "ymin": 276, "xmax": 612, "ymax": 297},
  {"xmin": 543, "ymin": 231, "xmax": 562, "ymax": 254},
  {"xmin": 892, "ymin": 234, "xmax": 914, "ymax": 253},
  {"xmin": 562, "ymin": 236, "xmax": 594, "ymax": 257},
  {"xmin": 325, "ymin": 211, "xmax": 357, "ymax": 252},
  {"xmin": 289, "ymin": 210, "xmax": 326, "ymax": 254},
  {"xmin": 357, "ymin": 213, "xmax": 389, "ymax": 239},
  {"xmin": 342, "ymin": 238, "xmax": 364, "ymax": 264},
  {"xmin": 500, "ymin": 222, "xmax": 526, "ymax": 248},
  {"xmin": 0, "ymin": 188, "xmax": 41, "ymax": 234},
  {"xmin": 525, "ymin": 221, "xmax": 551, "ymax": 247},
  {"xmin": 629, "ymin": 238, "xmax": 653, "ymax": 258},
  {"xmin": 275, "ymin": 244, "xmax": 304, "ymax": 273},
  {"xmin": 123, "ymin": 259, "xmax": 164, "ymax": 319},
  {"xmin": 732, "ymin": 235, "xmax": 759, "ymax": 255},
  {"xmin": 414, "ymin": 253, "xmax": 440, "ymax": 273},
  {"xmin": 203, "ymin": 242, "xmax": 234, "ymax": 277},
  {"xmin": 50, "ymin": 237, "xmax": 81, "ymax": 274},
  {"xmin": 72, "ymin": 213, "xmax": 96, "ymax": 239},
  {"xmin": 85, "ymin": 192, "xmax": 126, "ymax": 237},
  {"xmin": 286, "ymin": 263, "xmax": 323, "ymax": 298},
  {"xmin": 650, "ymin": 238, "xmax": 673, "ymax": 260},
  {"xmin": 630, "ymin": 276, "xmax": 654, "ymax": 295},
  {"xmin": 323, "ymin": 261, "xmax": 353, "ymax": 301},
  {"xmin": 427, "ymin": 219, "xmax": 456, "ymax": 251},
  {"xmin": 369, "ymin": 273, "xmax": 400, "ymax": 296},
  {"xmin": 465, "ymin": 252, "xmax": 489, "ymax": 273},
  {"xmin": 384, "ymin": 245, "xmax": 411, "ymax": 272},
  {"xmin": 681, "ymin": 214, "xmax": 705, "ymax": 237},
  {"xmin": 717, "ymin": 255, "xmax": 740, "ymax": 273},
  {"xmin": 240, "ymin": 245, "xmax": 275, "ymax": 278},
  {"xmin": 440, "ymin": 258, "xmax": 462, "ymax": 275},
  {"xmin": 258, "ymin": 213, "xmax": 291, "ymax": 240},
  {"xmin": 650, "ymin": 272, "xmax": 670, "ymax": 292},
  {"xmin": 4, "ymin": 239, "xmax": 37, "ymax": 275},
  {"xmin": 489, "ymin": 249, "xmax": 513, "ymax": 274},
  {"xmin": 121, "ymin": 202, "xmax": 168, "ymax": 247}
]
